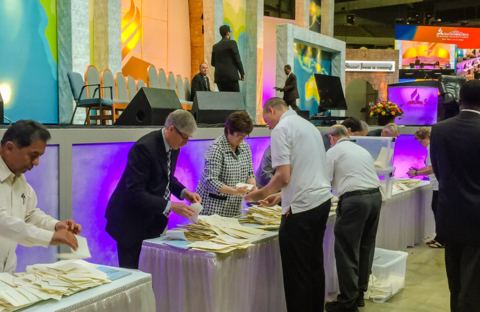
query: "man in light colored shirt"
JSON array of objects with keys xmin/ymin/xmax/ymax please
[
  {"xmin": 255, "ymin": 145, "xmax": 274, "ymax": 188},
  {"xmin": 0, "ymin": 120, "xmax": 80, "ymax": 272},
  {"xmin": 246, "ymin": 97, "xmax": 332, "ymax": 312},
  {"xmin": 324, "ymin": 125, "xmax": 381, "ymax": 312}
]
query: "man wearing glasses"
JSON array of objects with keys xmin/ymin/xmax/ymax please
[{"xmin": 106, "ymin": 109, "xmax": 202, "ymax": 269}]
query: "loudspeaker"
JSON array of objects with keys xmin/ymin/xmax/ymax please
[
  {"xmin": 193, "ymin": 91, "xmax": 245, "ymax": 124},
  {"xmin": 115, "ymin": 88, "xmax": 181, "ymax": 125}
]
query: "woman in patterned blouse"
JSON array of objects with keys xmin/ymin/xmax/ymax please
[{"xmin": 197, "ymin": 111, "xmax": 256, "ymax": 217}]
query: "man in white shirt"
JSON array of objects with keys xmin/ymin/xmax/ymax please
[
  {"xmin": 0, "ymin": 120, "xmax": 80, "ymax": 272},
  {"xmin": 246, "ymin": 97, "xmax": 332, "ymax": 312},
  {"xmin": 324, "ymin": 125, "xmax": 381, "ymax": 312}
]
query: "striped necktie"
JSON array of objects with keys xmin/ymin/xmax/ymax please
[{"xmin": 164, "ymin": 150, "xmax": 171, "ymax": 200}]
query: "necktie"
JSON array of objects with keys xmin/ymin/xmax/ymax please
[
  {"xmin": 204, "ymin": 76, "xmax": 209, "ymax": 90},
  {"xmin": 164, "ymin": 150, "xmax": 171, "ymax": 201}
]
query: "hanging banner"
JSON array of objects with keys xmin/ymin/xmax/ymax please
[
  {"xmin": 395, "ymin": 25, "xmax": 480, "ymax": 48},
  {"xmin": 345, "ymin": 61, "xmax": 395, "ymax": 72}
]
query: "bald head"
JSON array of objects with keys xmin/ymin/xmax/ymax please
[{"xmin": 262, "ymin": 97, "xmax": 289, "ymax": 130}]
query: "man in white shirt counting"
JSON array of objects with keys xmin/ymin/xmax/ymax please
[
  {"xmin": 0, "ymin": 120, "xmax": 80, "ymax": 272},
  {"xmin": 324, "ymin": 125, "xmax": 381, "ymax": 312},
  {"xmin": 245, "ymin": 97, "xmax": 332, "ymax": 312}
]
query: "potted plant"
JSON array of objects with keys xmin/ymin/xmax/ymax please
[{"xmin": 369, "ymin": 100, "xmax": 404, "ymax": 126}]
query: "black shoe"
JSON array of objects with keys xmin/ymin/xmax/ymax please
[
  {"xmin": 357, "ymin": 295, "xmax": 365, "ymax": 307},
  {"xmin": 325, "ymin": 301, "xmax": 359, "ymax": 312}
]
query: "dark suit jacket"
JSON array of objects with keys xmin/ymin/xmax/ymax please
[
  {"xmin": 211, "ymin": 38, "xmax": 245, "ymax": 83},
  {"xmin": 105, "ymin": 130, "xmax": 186, "ymax": 246},
  {"xmin": 190, "ymin": 73, "xmax": 211, "ymax": 101},
  {"xmin": 430, "ymin": 110, "xmax": 480, "ymax": 246},
  {"xmin": 282, "ymin": 73, "xmax": 299, "ymax": 102}
]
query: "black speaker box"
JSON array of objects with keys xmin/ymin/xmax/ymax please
[
  {"xmin": 115, "ymin": 88, "xmax": 181, "ymax": 125},
  {"xmin": 193, "ymin": 91, "xmax": 245, "ymax": 124}
]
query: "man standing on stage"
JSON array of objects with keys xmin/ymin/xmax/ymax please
[
  {"xmin": 324, "ymin": 125, "xmax": 381, "ymax": 312},
  {"xmin": 275, "ymin": 64, "xmax": 299, "ymax": 111},
  {"xmin": 211, "ymin": 25, "xmax": 245, "ymax": 92},
  {"xmin": 190, "ymin": 63, "xmax": 211, "ymax": 101},
  {"xmin": 246, "ymin": 97, "xmax": 332, "ymax": 312}
]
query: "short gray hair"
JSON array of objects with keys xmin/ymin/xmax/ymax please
[
  {"xmin": 165, "ymin": 109, "xmax": 197, "ymax": 136},
  {"xmin": 263, "ymin": 97, "xmax": 288, "ymax": 111},
  {"xmin": 327, "ymin": 124, "xmax": 349, "ymax": 138}
]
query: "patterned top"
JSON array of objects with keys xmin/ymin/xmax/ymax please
[{"xmin": 197, "ymin": 134, "xmax": 255, "ymax": 217}]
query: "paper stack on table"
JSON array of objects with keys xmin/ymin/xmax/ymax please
[
  {"xmin": 57, "ymin": 235, "xmax": 91, "ymax": 260},
  {"xmin": 169, "ymin": 214, "xmax": 269, "ymax": 253},
  {"xmin": 392, "ymin": 179, "xmax": 421, "ymax": 193},
  {"xmin": 0, "ymin": 260, "xmax": 110, "ymax": 311},
  {"xmin": 239, "ymin": 205, "xmax": 282, "ymax": 230}
]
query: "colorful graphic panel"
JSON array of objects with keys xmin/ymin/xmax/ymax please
[
  {"xmin": 0, "ymin": 0, "xmax": 58, "ymax": 123},
  {"xmin": 397, "ymin": 40, "xmax": 455, "ymax": 69},
  {"xmin": 395, "ymin": 24, "xmax": 480, "ymax": 49},
  {"xmin": 388, "ymin": 86, "xmax": 438, "ymax": 126},
  {"xmin": 293, "ymin": 41, "xmax": 332, "ymax": 115}
]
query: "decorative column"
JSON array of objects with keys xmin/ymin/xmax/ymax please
[{"xmin": 321, "ymin": 0, "xmax": 334, "ymax": 36}]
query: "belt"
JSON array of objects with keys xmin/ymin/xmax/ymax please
[
  {"xmin": 208, "ymin": 193, "xmax": 228, "ymax": 201},
  {"xmin": 340, "ymin": 188, "xmax": 380, "ymax": 201}
]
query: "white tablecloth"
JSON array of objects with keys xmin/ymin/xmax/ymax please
[
  {"xmin": 375, "ymin": 182, "xmax": 434, "ymax": 250},
  {"xmin": 139, "ymin": 215, "xmax": 337, "ymax": 312},
  {"xmin": 24, "ymin": 267, "xmax": 156, "ymax": 312}
]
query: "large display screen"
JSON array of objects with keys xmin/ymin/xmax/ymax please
[
  {"xmin": 388, "ymin": 86, "xmax": 438, "ymax": 125},
  {"xmin": 396, "ymin": 40, "xmax": 455, "ymax": 69},
  {"xmin": 314, "ymin": 74, "xmax": 347, "ymax": 110}
]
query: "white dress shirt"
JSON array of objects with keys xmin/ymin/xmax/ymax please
[
  {"xmin": 0, "ymin": 156, "xmax": 58, "ymax": 272},
  {"xmin": 271, "ymin": 109, "xmax": 332, "ymax": 214},
  {"xmin": 326, "ymin": 139, "xmax": 380, "ymax": 197}
]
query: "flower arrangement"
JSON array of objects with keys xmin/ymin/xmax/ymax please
[{"xmin": 369, "ymin": 100, "xmax": 404, "ymax": 119}]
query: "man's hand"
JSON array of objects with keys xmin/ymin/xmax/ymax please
[
  {"xmin": 51, "ymin": 229, "xmax": 78, "ymax": 250},
  {"xmin": 240, "ymin": 74, "xmax": 245, "ymax": 81},
  {"xmin": 244, "ymin": 188, "xmax": 264, "ymax": 202},
  {"xmin": 184, "ymin": 190, "xmax": 202, "ymax": 203},
  {"xmin": 55, "ymin": 219, "xmax": 82, "ymax": 234},
  {"xmin": 259, "ymin": 193, "xmax": 281, "ymax": 207},
  {"xmin": 171, "ymin": 202, "xmax": 196, "ymax": 218},
  {"xmin": 407, "ymin": 167, "xmax": 417, "ymax": 177}
]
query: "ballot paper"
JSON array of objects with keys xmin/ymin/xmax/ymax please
[
  {"xmin": 57, "ymin": 235, "xmax": 91, "ymax": 260},
  {"xmin": 167, "ymin": 214, "xmax": 269, "ymax": 253},
  {"xmin": 189, "ymin": 203, "xmax": 203, "ymax": 223},
  {"xmin": 239, "ymin": 205, "xmax": 282, "ymax": 229},
  {"xmin": 235, "ymin": 183, "xmax": 254, "ymax": 191},
  {"xmin": 0, "ymin": 260, "xmax": 110, "ymax": 311}
]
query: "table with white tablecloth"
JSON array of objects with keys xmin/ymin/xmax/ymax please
[
  {"xmin": 375, "ymin": 181, "xmax": 434, "ymax": 250},
  {"xmin": 139, "ymin": 215, "xmax": 337, "ymax": 312},
  {"xmin": 23, "ymin": 266, "xmax": 156, "ymax": 312}
]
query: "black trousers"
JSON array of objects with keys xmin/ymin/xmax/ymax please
[
  {"xmin": 279, "ymin": 199, "xmax": 331, "ymax": 312},
  {"xmin": 216, "ymin": 80, "xmax": 240, "ymax": 92},
  {"xmin": 445, "ymin": 243, "xmax": 480, "ymax": 312},
  {"xmin": 334, "ymin": 190, "xmax": 382, "ymax": 308},
  {"xmin": 285, "ymin": 99, "xmax": 299, "ymax": 112},
  {"xmin": 117, "ymin": 241, "xmax": 143, "ymax": 269},
  {"xmin": 431, "ymin": 190, "xmax": 444, "ymax": 244}
]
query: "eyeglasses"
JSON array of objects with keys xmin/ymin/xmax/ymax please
[{"xmin": 174, "ymin": 126, "xmax": 189, "ymax": 140}]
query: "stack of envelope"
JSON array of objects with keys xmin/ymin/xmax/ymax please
[
  {"xmin": 0, "ymin": 260, "xmax": 110, "ymax": 311},
  {"xmin": 177, "ymin": 214, "xmax": 269, "ymax": 253},
  {"xmin": 239, "ymin": 205, "xmax": 282, "ymax": 230},
  {"xmin": 392, "ymin": 178, "xmax": 421, "ymax": 193}
]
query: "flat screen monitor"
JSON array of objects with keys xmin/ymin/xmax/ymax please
[
  {"xmin": 314, "ymin": 74, "xmax": 347, "ymax": 110},
  {"xmin": 387, "ymin": 86, "xmax": 438, "ymax": 125}
]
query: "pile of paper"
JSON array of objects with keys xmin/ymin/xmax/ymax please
[
  {"xmin": 239, "ymin": 205, "xmax": 282, "ymax": 230},
  {"xmin": 179, "ymin": 214, "xmax": 269, "ymax": 253},
  {"xmin": 392, "ymin": 179, "xmax": 421, "ymax": 192},
  {"xmin": 0, "ymin": 260, "xmax": 110, "ymax": 311}
]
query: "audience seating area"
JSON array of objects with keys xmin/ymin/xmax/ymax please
[{"xmin": 68, "ymin": 64, "xmax": 193, "ymax": 125}]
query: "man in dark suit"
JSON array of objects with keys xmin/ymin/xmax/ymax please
[
  {"xmin": 275, "ymin": 64, "xmax": 299, "ymax": 111},
  {"xmin": 190, "ymin": 63, "xmax": 211, "ymax": 101},
  {"xmin": 211, "ymin": 24, "xmax": 245, "ymax": 92},
  {"xmin": 105, "ymin": 110, "xmax": 202, "ymax": 269},
  {"xmin": 430, "ymin": 79, "xmax": 480, "ymax": 312}
]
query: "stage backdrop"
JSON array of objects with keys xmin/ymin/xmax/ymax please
[
  {"xmin": 294, "ymin": 41, "xmax": 332, "ymax": 115},
  {"xmin": 0, "ymin": 0, "xmax": 58, "ymax": 123}
]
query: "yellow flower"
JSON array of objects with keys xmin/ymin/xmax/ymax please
[
  {"xmin": 381, "ymin": 111, "xmax": 386, "ymax": 116},
  {"xmin": 370, "ymin": 112, "xmax": 374, "ymax": 117}
]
